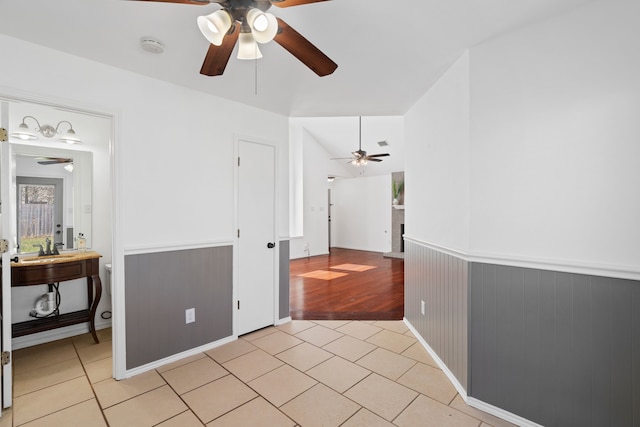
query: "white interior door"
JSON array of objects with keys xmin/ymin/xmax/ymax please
[
  {"xmin": 237, "ymin": 139, "xmax": 276, "ymax": 336},
  {"xmin": 0, "ymin": 101, "xmax": 14, "ymax": 409}
]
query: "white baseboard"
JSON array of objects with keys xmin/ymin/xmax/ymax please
[
  {"xmin": 466, "ymin": 397, "xmax": 544, "ymax": 427},
  {"xmin": 275, "ymin": 316, "xmax": 292, "ymax": 326},
  {"xmin": 403, "ymin": 318, "xmax": 467, "ymax": 399},
  {"xmin": 12, "ymin": 320, "xmax": 112, "ymax": 350},
  {"xmin": 124, "ymin": 335, "xmax": 237, "ymax": 379},
  {"xmin": 404, "ymin": 318, "xmax": 542, "ymax": 427}
]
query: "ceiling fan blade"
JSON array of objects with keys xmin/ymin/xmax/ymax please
[
  {"xmin": 273, "ymin": 18, "xmax": 337, "ymax": 77},
  {"xmin": 330, "ymin": 157, "xmax": 354, "ymax": 160},
  {"xmin": 37, "ymin": 158, "xmax": 73, "ymax": 165},
  {"xmin": 272, "ymin": 0, "xmax": 331, "ymax": 8},
  {"xmin": 367, "ymin": 153, "xmax": 390, "ymax": 158},
  {"xmin": 200, "ymin": 23, "xmax": 240, "ymax": 76},
  {"xmin": 366, "ymin": 158, "xmax": 383, "ymax": 162},
  {"xmin": 130, "ymin": 0, "xmax": 211, "ymax": 5}
]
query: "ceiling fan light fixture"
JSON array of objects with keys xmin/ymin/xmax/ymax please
[
  {"xmin": 237, "ymin": 32, "xmax": 263, "ymax": 60},
  {"xmin": 246, "ymin": 8, "xmax": 278, "ymax": 43},
  {"xmin": 197, "ymin": 10, "xmax": 232, "ymax": 46}
]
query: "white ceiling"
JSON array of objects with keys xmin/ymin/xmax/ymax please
[{"xmin": 0, "ymin": 0, "xmax": 594, "ymax": 118}]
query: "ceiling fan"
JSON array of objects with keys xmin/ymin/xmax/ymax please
[
  {"xmin": 332, "ymin": 117, "xmax": 390, "ymax": 167},
  {"xmin": 36, "ymin": 157, "xmax": 73, "ymax": 165},
  {"xmin": 133, "ymin": 0, "xmax": 338, "ymax": 77}
]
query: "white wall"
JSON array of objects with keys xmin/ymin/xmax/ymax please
[
  {"xmin": 405, "ymin": 52, "xmax": 471, "ymax": 253},
  {"xmin": 289, "ymin": 129, "xmax": 332, "ymax": 258},
  {"xmin": 331, "ymin": 174, "xmax": 392, "ymax": 253},
  {"xmin": 404, "ymin": 0, "xmax": 640, "ymax": 277},
  {"xmin": 469, "ymin": 0, "xmax": 640, "ymax": 270},
  {"xmin": 0, "ymin": 34, "xmax": 289, "ymax": 248}
]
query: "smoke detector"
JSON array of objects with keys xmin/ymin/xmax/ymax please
[
  {"xmin": 377, "ymin": 140, "xmax": 389, "ymax": 147},
  {"xmin": 140, "ymin": 37, "xmax": 165, "ymax": 54}
]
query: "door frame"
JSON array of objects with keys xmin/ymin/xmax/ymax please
[
  {"xmin": 0, "ymin": 90, "xmax": 122, "ymax": 382},
  {"xmin": 233, "ymin": 134, "xmax": 280, "ymax": 337},
  {"xmin": 1, "ymin": 101, "xmax": 15, "ymax": 409}
]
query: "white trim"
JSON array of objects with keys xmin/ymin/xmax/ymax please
[
  {"xmin": 0, "ymin": 89, "xmax": 125, "ymax": 382},
  {"xmin": 466, "ymin": 397, "xmax": 545, "ymax": 427},
  {"xmin": 403, "ymin": 237, "xmax": 469, "ymax": 260},
  {"xmin": 404, "ymin": 235, "xmax": 640, "ymax": 281},
  {"xmin": 469, "ymin": 251, "xmax": 640, "ymax": 281},
  {"xmin": 403, "ymin": 318, "xmax": 467, "ymax": 399},
  {"xmin": 123, "ymin": 240, "xmax": 234, "ymax": 255},
  {"xmin": 276, "ymin": 316, "xmax": 292, "ymax": 326},
  {"xmin": 124, "ymin": 335, "xmax": 237, "ymax": 379},
  {"xmin": 0, "ymin": 101, "xmax": 14, "ymax": 409}
]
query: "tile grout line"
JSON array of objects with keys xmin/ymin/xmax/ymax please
[
  {"xmin": 72, "ymin": 335, "xmax": 115, "ymax": 427},
  {"xmin": 184, "ymin": 350, "xmax": 298, "ymax": 426}
]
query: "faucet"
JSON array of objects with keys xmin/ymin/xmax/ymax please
[
  {"xmin": 36, "ymin": 244, "xmax": 45, "ymax": 256},
  {"xmin": 53, "ymin": 242, "xmax": 64, "ymax": 255},
  {"xmin": 45, "ymin": 238, "xmax": 52, "ymax": 255}
]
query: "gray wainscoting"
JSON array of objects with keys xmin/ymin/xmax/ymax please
[
  {"xmin": 125, "ymin": 246, "xmax": 233, "ymax": 369},
  {"xmin": 279, "ymin": 239, "xmax": 290, "ymax": 319},
  {"xmin": 469, "ymin": 263, "xmax": 640, "ymax": 427},
  {"xmin": 405, "ymin": 240, "xmax": 468, "ymax": 390}
]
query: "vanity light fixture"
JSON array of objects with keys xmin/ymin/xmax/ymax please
[{"xmin": 10, "ymin": 116, "xmax": 82, "ymax": 144}]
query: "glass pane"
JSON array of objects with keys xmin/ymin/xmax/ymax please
[{"xmin": 18, "ymin": 183, "xmax": 56, "ymax": 254}]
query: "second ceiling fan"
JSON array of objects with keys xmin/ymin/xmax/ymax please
[
  {"xmin": 133, "ymin": 0, "xmax": 338, "ymax": 77},
  {"xmin": 333, "ymin": 117, "xmax": 390, "ymax": 167}
]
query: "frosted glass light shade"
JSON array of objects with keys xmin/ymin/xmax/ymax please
[
  {"xmin": 59, "ymin": 128, "xmax": 82, "ymax": 144},
  {"xmin": 10, "ymin": 123, "xmax": 37, "ymax": 140},
  {"xmin": 237, "ymin": 33, "xmax": 263, "ymax": 60},
  {"xmin": 197, "ymin": 10, "xmax": 232, "ymax": 46},
  {"xmin": 246, "ymin": 8, "xmax": 278, "ymax": 43}
]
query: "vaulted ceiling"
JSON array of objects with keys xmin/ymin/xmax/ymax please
[{"xmin": 1, "ymin": 0, "xmax": 593, "ymax": 118}]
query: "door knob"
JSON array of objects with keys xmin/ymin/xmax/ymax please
[{"xmin": 267, "ymin": 242, "xmax": 276, "ymax": 249}]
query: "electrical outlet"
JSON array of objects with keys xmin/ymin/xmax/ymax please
[
  {"xmin": 185, "ymin": 308, "xmax": 195, "ymax": 324},
  {"xmin": 421, "ymin": 300, "xmax": 426, "ymax": 315}
]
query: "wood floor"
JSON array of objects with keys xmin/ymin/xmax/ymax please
[{"xmin": 289, "ymin": 248, "xmax": 404, "ymax": 320}]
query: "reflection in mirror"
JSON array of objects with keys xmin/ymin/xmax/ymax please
[
  {"xmin": 16, "ymin": 176, "xmax": 64, "ymax": 254},
  {"xmin": 12, "ymin": 146, "xmax": 92, "ymax": 255}
]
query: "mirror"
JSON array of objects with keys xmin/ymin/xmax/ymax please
[{"xmin": 12, "ymin": 144, "xmax": 92, "ymax": 255}]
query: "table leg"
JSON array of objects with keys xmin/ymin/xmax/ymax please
[{"xmin": 89, "ymin": 273, "xmax": 102, "ymax": 343}]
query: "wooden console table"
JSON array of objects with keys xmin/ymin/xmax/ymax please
[{"xmin": 3, "ymin": 251, "xmax": 102, "ymax": 344}]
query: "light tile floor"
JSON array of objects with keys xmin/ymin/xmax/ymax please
[{"xmin": 1, "ymin": 321, "xmax": 517, "ymax": 427}]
